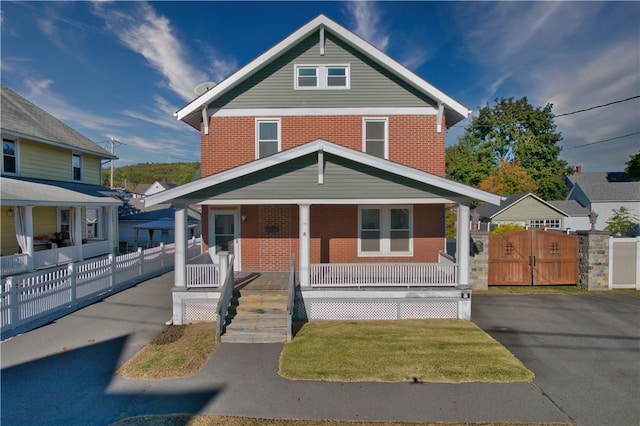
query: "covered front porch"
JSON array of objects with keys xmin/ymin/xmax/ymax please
[
  {"xmin": 145, "ymin": 140, "xmax": 500, "ymax": 325},
  {"xmin": 0, "ymin": 177, "xmax": 121, "ymax": 276}
]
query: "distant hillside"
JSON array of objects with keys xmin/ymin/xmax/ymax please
[{"xmin": 102, "ymin": 162, "xmax": 200, "ymax": 190}]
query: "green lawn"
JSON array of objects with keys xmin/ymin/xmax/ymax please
[{"xmin": 279, "ymin": 320, "xmax": 533, "ymax": 383}]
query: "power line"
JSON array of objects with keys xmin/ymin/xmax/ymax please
[
  {"xmin": 564, "ymin": 131, "xmax": 640, "ymax": 150},
  {"xmin": 555, "ymin": 95, "xmax": 640, "ymax": 117}
]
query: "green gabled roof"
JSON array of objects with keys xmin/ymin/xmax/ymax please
[
  {"xmin": 176, "ymin": 14, "xmax": 470, "ymax": 129},
  {"xmin": 1, "ymin": 85, "xmax": 115, "ymax": 159}
]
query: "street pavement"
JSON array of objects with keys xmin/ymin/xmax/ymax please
[{"xmin": 1, "ymin": 272, "xmax": 638, "ymax": 426}]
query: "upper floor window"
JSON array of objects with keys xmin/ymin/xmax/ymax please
[
  {"xmin": 256, "ymin": 119, "xmax": 280, "ymax": 159},
  {"xmin": 295, "ymin": 64, "xmax": 350, "ymax": 90},
  {"xmin": 72, "ymin": 153, "xmax": 82, "ymax": 181},
  {"xmin": 359, "ymin": 205, "xmax": 412, "ymax": 256},
  {"xmin": 363, "ymin": 118, "xmax": 388, "ymax": 159},
  {"xmin": 2, "ymin": 138, "xmax": 17, "ymax": 175}
]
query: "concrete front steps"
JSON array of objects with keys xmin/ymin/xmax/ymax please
[{"xmin": 221, "ymin": 290, "xmax": 289, "ymax": 343}]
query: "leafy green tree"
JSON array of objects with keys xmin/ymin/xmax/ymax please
[
  {"xmin": 446, "ymin": 97, "xmax": 573, "ymax": 200},
  {"xmin": 605, "ymin": 206, "xmax": 640, "ymax": 237},
  {"xmin": 625, "ymin": 150, "xmax": 640, "ymax": 180}
]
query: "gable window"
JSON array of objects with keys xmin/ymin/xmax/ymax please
[
  {"xmin": 363, "ymin": 118, "xmax": 388, "ymax": 159},
  {"xmin": 2, "ymin": 138, "xmax": 17, "ymax": 175},
  {"xmin": 295, "ymin": 64, "xmax": 350, "ymax": 89},
  {"xmin": 297, "ymin": 67, "xmax": 318, "ymax": 87},
  {"xmin": 359, "ymin": 205, "xmax": 412, "ymax": 256},
  {"xmin": 72, "ymin": 153, "xmax": 82, "ymax": 181},
  {"xmin": 256, "ymin": 119, "xmax": 280, "ymax": 159}
]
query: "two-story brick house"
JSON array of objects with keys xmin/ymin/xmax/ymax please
[
  {"xmin": 146, "ymin": 15, "xmax": 500, "ymax": 323},
  {"xmin": 1, "ymin": 85, "xmax": 121, "ymax": 274}
]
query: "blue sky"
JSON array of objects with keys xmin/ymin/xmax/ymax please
[{"xmin": 2, "ymin": 1, "xmax": 639, "ymax": 173}]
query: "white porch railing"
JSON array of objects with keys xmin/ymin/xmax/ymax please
[
  {"xmin": 82, "ymin": 240, "xmax": 112, "ymax": 259},
  {"xmin": 34, "ymin": 245, "xmax": 79, "ymax": 270},
  {"xmin": 186, "ymin": 265, "xmax": 219, "ymax": 288},
  {"xmin": 309, "ymin": 263, "xmax": 458, "ymax": 288},
  {"xmin": 2, "ymin": 237, "xmax": 202, "ymax": 339},
  {"xmin": 1, "ymin": 254, "xmax": 28, "ymax": 277}
]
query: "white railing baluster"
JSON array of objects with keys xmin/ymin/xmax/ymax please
[{"xmin": 309, "ymin": 262, "xmax": 458, "ymax": 288}]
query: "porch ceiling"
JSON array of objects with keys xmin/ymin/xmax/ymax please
[{"xmin": 0, "ymin": 176, "xmax": 122, "ymax": 207}]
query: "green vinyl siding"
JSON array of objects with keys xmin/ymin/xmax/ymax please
[
  {"xmin": 17, "ymin": 138, "xmax": 102, "ymax": 184},
  {"xmin": 211, "ymin": 32, "xmax": 437, "ymax": 109},
  {"xmin": 178, "ymin": 153, "xmax": 457, "ymax": 203},
  {"xmin": 494, "ymin": 197, "xmax": 564, "ymax": 222}
]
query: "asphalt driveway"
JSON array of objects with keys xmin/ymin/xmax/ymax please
[{"xmin": 472, "ymin": 293, "xmax": 640, "ymax": 426}]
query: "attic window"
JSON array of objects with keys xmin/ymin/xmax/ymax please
[{"xmin": 295, "ymin": 64, "xmax": 350, "ymax": 90}]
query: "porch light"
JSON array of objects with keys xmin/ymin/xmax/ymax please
[
  {"xmin": 6, "ymin": 207, "xmax": 14, "ymax": 217},
  {"xmin": 588, "ymin": 211, "xmax": 598, "ymax": 231},
  {"xmin": 241, "ymin": 215, "xmax": 247, "ymax": 222}
]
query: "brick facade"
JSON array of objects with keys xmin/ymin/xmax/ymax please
[
  {"xmin": 201, "ymin": 114, "xmax": 444, "ymax": 176},
  {"xmin": 201, "ymin": 114, "xmax": 447, "ymax": 271}
]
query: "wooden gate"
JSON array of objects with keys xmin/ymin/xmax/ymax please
[{"xmin": 488, "ymin": 230, "xmax": 578, "ymax": 285}]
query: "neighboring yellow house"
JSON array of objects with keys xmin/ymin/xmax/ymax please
[{"xmin": 1, "ymin": 85, "xmax": 121, "ymax": 273}]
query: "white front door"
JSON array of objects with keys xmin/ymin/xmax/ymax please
[{"xmin": 210, "ymin": 209, "xmax": 240, "ymax": 270}]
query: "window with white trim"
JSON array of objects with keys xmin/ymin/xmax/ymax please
[
  {"xmin": 528, "ymin": 219, "xmax": 561, "ymax": 229},
  {"xmin": 359, "ymin": 206, "xmax": 412, "ymax": 256},
  {"xmin": 59, "ymin": 208, "xmax": 71, "ymax": 240},
  {"xmin": 72, "ymin": 153, "xmax": 82, "ymax": 181},
  {"xmin": 86, "ymin": 207, "xmax": 100, "ymax": 239},
  {"xmin": 2, "ymin": 138, "xmax": 17, "ymax": 175},
  {"xmin": 256, "ymin": 119, "xmax": 280, "ymax": 159},
  {"xmin": 295, "ymin": 64, "xmax": 350, "ymax": 89},
  {"xmin": 363, "ymin": 118, "xmax": 388, "ymax": 159}
]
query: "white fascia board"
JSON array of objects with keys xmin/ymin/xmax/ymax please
[
  {"xmin": 176, "ymin": 15, "xmax": 469, "ymax": 123},
  {"xmin": 145, "ymin": 139, "xmax": 501, "ymax": 207},
  {"xmin": 209, "ymin": 106, "xmax": 437, "ymax": 117},
  {"xmin": 1, "ymin": 129, "xmax": 117, "ymax": 160}
]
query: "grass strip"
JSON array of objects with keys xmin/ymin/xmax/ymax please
[
  {"xmin": 279, "ymin": 320, "xmax": 533, "ymax": 383},
  {"xmin": 116, "ymin": 322, "xmax": 217, "ymax": 379}
]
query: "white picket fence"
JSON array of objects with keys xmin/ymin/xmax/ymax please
[{"xmin": 1, "ymin": 238, "xmax": 201, "ymax": 339}]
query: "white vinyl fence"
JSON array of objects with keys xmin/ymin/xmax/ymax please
[
  {"xmin": 1, "ymin": 238, "xmax": 201, "ymax": 339},
  {"xmin": 609, "ymin": 237, "xmax": 640, "ymax": 290}
]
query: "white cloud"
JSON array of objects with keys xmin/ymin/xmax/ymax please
[
  {"xmin": 22, "ymin": 78, "xmax": 128, "ymax": 134},
  {"xmin": 344, "ymin": 1, "xmax": 390, "ymax": 52},
  {"xmin": 92, "ymin": 2, "xmax": 234, "ymax": 101},
  {"xmin": 122, "ymin": 95, "xmax": 184, "ymax": 131},
  {"xmin": 454, "ymin": 2, "xmax": 639, "ymax": 171}
]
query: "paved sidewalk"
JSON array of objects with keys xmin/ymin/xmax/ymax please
[{"xmin": 1, "ymin": 272, "xmax": 632, "ymax": 425}]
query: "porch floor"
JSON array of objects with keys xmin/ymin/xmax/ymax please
[{"xmin": 234, "ymin": 271, "xmax": 290, "ymax": 291}]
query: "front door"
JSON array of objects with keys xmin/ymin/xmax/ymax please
[{"xmin": 210, "ymin": 210, "xmax": 240, "ymax": 270}]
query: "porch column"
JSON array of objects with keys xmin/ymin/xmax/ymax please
[
  {"xmin": 299, "ymin": 204, "xmax": 310, "ymax": 287},
  {"xmin": 74, "ymin": 206, "xmax": 83, "ymax": 260},
  {"xmin": 174, "ymin": 205, "xmax": 188, "ymax": 288},
  {"xmin": 456, "ymin": 202, "xmax": 471, "ymax": 286},
  {"xmin": 24, "ymin": 206, "xmax": 35, "ymax": 272}
]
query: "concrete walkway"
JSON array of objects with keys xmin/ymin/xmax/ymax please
[{"xmin": 1, "ymin": 271, "xmax": 636, "ymax": 425}]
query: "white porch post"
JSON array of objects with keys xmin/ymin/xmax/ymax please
[
  {"xmin": 456, "ymin": 202, "xmax": 471, "ymax": 286},
  {"xmin": 174, "ymin": 205, "xmax": 187, "ymax": 288},
  {"xmin": 74, "ymin": 206, "xmax": 83, "ymax": 260},
  {"xmin": 299, "ymin": 204, "xmax": 310, "ymax": 287},
  {"xmin": 24, "ymin": 206, "xmax": 35, "ymax": 272}
]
